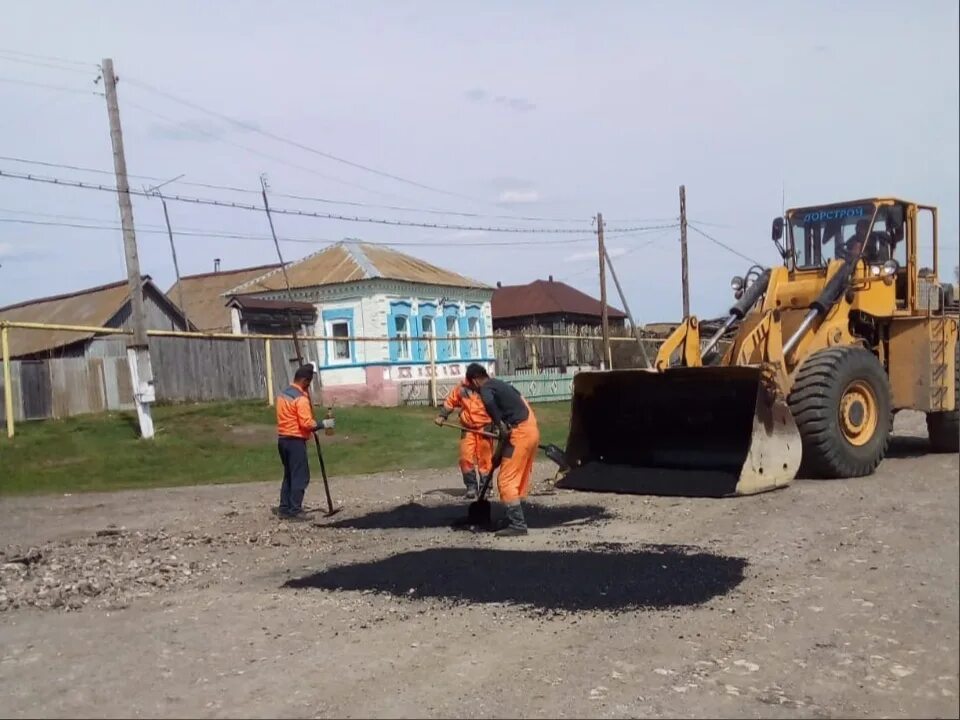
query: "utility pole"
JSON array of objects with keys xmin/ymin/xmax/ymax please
[
  {"xmin": 597, "ymin": 212, "xmax": 611, "ymax": 369},
  {"xmin": 679, "ymin": 185, "xmax": 690, "ymax": 318},
  {"xmin": 145, "ymin": 174, "xmax": 187, "ymax": 328},
  {"xmin": 604, "ymin": 248, "xmax": 652, "ymax": 368},
  {"xmin": 260, "ymin": 175, "xmax": 324, "ymax": 405},
  {"xmin": 103, "ymin": 57, "xmax": 155, "ymax": 439},
  {"xmin": 157, "ymin": 191, "xmax": 188, "ymax": 326}
]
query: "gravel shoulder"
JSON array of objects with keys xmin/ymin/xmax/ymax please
[{"xmin": 1, "ymin": 413, "xmax": 957, "ymax": 719}]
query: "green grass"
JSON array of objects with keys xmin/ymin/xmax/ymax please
[{"xmin": 0, "ymin": 401, "xmax": 572, "ymax": 496}]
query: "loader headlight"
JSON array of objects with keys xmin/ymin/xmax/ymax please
[
  {"xmin": 730, "ymin": 275, "xmax": 744, "ymax": 292},
  {"xmin": 881, "ymin": 259, "xmax": 899, "ymax": 277}
]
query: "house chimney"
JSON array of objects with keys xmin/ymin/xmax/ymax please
[
  {"xmin": 214, "ymin": 258, "xmax": 221, "ymax": 272},
  {"xmin": 548, "ymin": 275, "xmax": 554, "ymax": 282},
  {"xmin": 496, "ymin": 281, "xmax": 502, "ymax": 288}
]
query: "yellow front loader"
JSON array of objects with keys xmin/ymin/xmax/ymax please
[{"xmin": 559, "ymin": 198, "xmax": 959, "ymax": 497}]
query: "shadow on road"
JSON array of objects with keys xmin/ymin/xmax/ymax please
[
  {"xmin": 328, "ymin": 501, "xmax": 610, "ymax": 530},
  {"xmin": 283, "ymin": 544, "xmax": 747, "ymax": 611},
  {"xmin": 885, "ymin": 435, "xmax": 931, "ymax": 460}
]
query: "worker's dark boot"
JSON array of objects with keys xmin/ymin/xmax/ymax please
[
  {"xmin": 495, "ymin": 501, "xmax": 528, "ymax": 537},
  {"xmin": 463, "ymin": 471, "xmax": 478, "ymax": 500}
]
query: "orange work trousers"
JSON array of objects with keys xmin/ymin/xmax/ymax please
[
  {"xmin": 459, "ymin": 430, "xmax": 494, "ymax": 476},
  {"xmin": 497, "ymin": 413, "xmax": 540, "ymax": 503}
]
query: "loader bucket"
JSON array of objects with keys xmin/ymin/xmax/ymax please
[{"xmin": 557, "ymin": 366, "xmax": 801, "ymax": 497}]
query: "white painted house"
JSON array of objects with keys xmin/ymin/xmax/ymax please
[{"xmin": 225, "ymin": 241, "xmax": 494, "ymax": 405}]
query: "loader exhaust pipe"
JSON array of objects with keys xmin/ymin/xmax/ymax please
[{"xmin": 702, "ymin": 269, "xmax": 772, "ymax": 358}]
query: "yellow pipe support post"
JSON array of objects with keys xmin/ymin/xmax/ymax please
[
  {"xmin": 428, "ymin": 335, "xmax": 438, "ymax": 407},
  {"xmin": 2, "ymin": 325, "xmax": 13, "ymax": 439},
  {"xmin": 265, "ymin": 338, "xmax": 274, "ymax": 406}
]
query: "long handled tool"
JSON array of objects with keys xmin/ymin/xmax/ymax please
[
  {"xmin": 311, "ymin": 431, "xmax": 341, "ymax": 517},
  {"xmin": 261, "ymin": 175, "xmax": 340, "ymax": 518},
  {"xmin": 438, "ymin": 421, "xmax": 570, "ymax": 471}
]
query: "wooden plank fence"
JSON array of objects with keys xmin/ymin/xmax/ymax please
[
  {"xmin": 0, "ymin": 336, "xmax": 323, "ymax": 422},
  {"xmin": 399, "ymin": 369, "xmax": 575, "ymax": 407},
  {"xmin": 1, "ymin": 325, "xmax": 666, "ymax": 425}
]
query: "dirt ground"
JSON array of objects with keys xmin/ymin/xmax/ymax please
[{"xmin": 1, "ymin": 412, "xmax": 957, "ymax": 719}]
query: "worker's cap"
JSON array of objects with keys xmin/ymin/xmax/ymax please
[{"xmin": 293, "ymin": 364, "xmax": 316, "ymax": 381}]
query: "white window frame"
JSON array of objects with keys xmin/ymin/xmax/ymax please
[
  {"xmin": 468, "ymin": 316, "xmax": 481, "ymax": 358},
  {"xmin": 328, "ymin": 320, "xmax": 351, "ymax": 363},
  {"xmin": 445, "ymin": 315, "xmax": 459, "ymax": 359},
  {"xmin": 395, "ymin": 315, "xmax": 411, "ymax": 360}
]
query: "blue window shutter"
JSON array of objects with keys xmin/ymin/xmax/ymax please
[
  {"xmin": 459, "ymin": 315, "xmax": 471, "ymax": 359},
  {"xmin": 436, "ymin": 310, "xmax": 449, "ymax": 361},
  {"xmin": 412, "ymin": 311, "xmax": 423, "ymax": 362},
  {"xmin": 478, "ymin": 314, "xmax": 487, "ymax": 359}
]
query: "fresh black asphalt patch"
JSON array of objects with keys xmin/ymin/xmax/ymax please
[{"xmin": 283, "ymin": 544, "xmax": 747, "ymax": 612}]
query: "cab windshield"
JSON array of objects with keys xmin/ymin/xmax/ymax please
[{"xmin": 788, "ymin": 203, "xmax": 879, "ymax": 269}]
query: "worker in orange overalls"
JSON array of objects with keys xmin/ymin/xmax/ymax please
[
  {"xmin": 434, "ymin": 377, "xmax": 494, "ymax": 499},
  {"xmin": 464, "ymin": 363, "xmax": 540, "ymax": 537},
  {"xmin": 275, "ymin": 364, "xmax": 319, "ymax": 520}
]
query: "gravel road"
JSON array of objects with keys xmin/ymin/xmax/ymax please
[{"xmin": 1, "ymin": 412, "xmax": 957, "ymax": 718}]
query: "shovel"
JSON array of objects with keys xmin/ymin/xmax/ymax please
[
  {"xmin": 450, "ymin": 433, "xmax": 504, "ymax": 530},
  {"xmin": 437, "ymin": 421, "xmax": 570, "ymax": 472},
  {"xmin": 311, "ymin": 430, "xmax": 342, "ymax": 518}
]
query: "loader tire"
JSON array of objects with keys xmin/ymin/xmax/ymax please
[
  {"xmin": 789, "ymin": 346, "xmax": 892, "ymax": 478},
  {"xmin": 926, "ymin": 340, "xmax": 959, "ymax": 453}
]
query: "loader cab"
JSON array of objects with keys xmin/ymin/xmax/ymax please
[{"xmin": 780, "ymin": 198, "xmax": 928, "ymax": 312}]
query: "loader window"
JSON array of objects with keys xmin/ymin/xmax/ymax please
[{"xmin": 788, "ymin": 204, "xmax": 877, "ymax": 269}]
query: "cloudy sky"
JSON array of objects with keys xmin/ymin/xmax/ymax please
[{"xmin": 1, "ymin": 0, "xmax": 957, "ymax": 323}]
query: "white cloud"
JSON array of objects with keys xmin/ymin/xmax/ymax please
[{"xmin": 498, "ymin": 189, "xmax": 541, "ymax": 204}]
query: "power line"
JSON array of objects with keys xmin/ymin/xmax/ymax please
[
  {"xmin": 0, "ymin": 154, "xmax": 594, "ymax": 224},
  {"xmin": 120, "ymin": 96, "xmax": 477, "ymax": 209},
  {"xmin": 0, "ymin": 47, "xmax": 98, "ymax": 68},
  {"xmin": 0, "ymin": 53, "xmax": 97, "ymax": 76},
  {"xmin": 123, "ymin": 76, "xmax": 498, "ymax": 206},
  {"xmin": 0, "ymin": 215, "xmax": 608, "ymax": 248},
  {"xmin": 0, "ymin": 168, "xmax": 664, "ymax": 234},
  {"xmin": 0, "ymin": 75, "xmax": 102, "ymax": 96},
  {"xmin": 557, "ymin": 228, "xmax": 678, "ymax": 283},
  {"xmin": 687, "ymin": 222, "xmax": 761, "ymax": 265}
]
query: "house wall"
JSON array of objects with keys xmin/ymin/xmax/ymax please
[
  {"xmin": 109, "ymin": 290, "xmax": 188, "ymax": 333},
  {"xmin": 246, "ymin": 279, "xmax": 493, "ymax": 405}
]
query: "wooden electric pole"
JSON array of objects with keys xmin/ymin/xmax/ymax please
[
  {"xmin": 260, "ymin": 175, "xmax": 324, "ymax": 406},
  {"xmin": 604, "ymin": 248, "xmax": 652, "ymax": 368},
  {"xmin": 679, "ymin": 185, "xmax": 690, "ymax": 318},
  {"xmin": 597, "ymin": 212, "xmax": 611, "ymax": 369},
  {"xmin": 103, "ymin": 57, "xmax": 155, "ymax": 439},
  {"xmin": 145, "ymin": 174, "xmax": 188, "ymax": 328}
]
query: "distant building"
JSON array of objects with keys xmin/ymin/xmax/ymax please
[
  {"xmin": 186, "ymin": 240, "xmax": 496, "ymax": 406},
  {"xmin": 491, "ymin": 276, "xmax": 627, "ymax": 332},
  {"xmin": 0, "ymin": 277, "xmax": 189, "ymax": 360},
  {"xmin": 167, "ymin": 263, "xmax": 281, "ymax": 333}
]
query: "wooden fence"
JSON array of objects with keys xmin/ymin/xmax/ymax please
[
  {"xmin": 0, "ymin": 336, "xmax": 319, "ymax": 423},
  {"xmin": 399, "ymin": 368, "xmax": 574, "ymax": 407},
  {"xmin": 493, "ymin": 323, "xmax": 655, "ymax": 373},
  {"xmin": 0, "ymin": 322, "xmax": 667, "ymax": 428}
]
